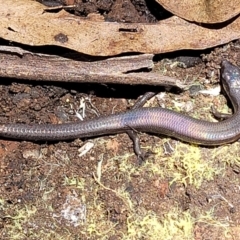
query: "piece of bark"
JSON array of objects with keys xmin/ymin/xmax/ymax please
[{"xmin": 0, "ymin": 46, "xmax": 186, "ymax": 88}]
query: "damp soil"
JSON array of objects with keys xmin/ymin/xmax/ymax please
[{"xmin": 1, "ymin": 1, "xmax": 240, "ymax": 239}]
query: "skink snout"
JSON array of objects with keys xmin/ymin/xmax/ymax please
[{"xmin": 221, "ymin": 60, "xmax": 240, "ymax": 89}]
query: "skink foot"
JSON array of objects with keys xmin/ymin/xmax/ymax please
[
  {"xmin": 127, "ymin": 130, "xmax": 146, "ymax": 164},
  {"xmin": 132, "ymin": 92, "xmax": 156, "ymax": 109},
  {"xmin": 211, "ymin": 106, "xmax": 232, "ymax": 120}
]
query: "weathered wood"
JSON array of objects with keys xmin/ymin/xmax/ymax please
[{"xmin": 0, "ymin": 46, "xmax": 186, "ymax": 88}]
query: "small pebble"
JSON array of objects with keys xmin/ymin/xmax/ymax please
[{"xmin": 22, "ymin": 149, "xmax": 41, "ymax": 159}]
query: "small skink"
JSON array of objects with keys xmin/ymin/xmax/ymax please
[{"xmin": 0, "ymin": 60, "xmax": 239, "ymax": 145}]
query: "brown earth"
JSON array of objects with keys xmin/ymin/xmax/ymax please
[{"xmin": 1, "ymin": 0, "xmax": 240, "ymax": 239}]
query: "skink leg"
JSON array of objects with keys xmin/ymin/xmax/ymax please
[
  {"xmin": 127, "ymin": 130, "xmax": 145, "ymax": 164},
  {"xmin": 132, "ymin": 92, "xmax": 156, "ymax": 109},
  {"xmin": 127, "ymin": 91, "xmax": 157, "ymax": 162},
  {"xmin": 211, "ymin": 106, "xmax": 232, "ymax": 120}
]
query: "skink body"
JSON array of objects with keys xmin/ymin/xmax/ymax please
[{"xmin": 0, "ymin": 60, "xmax": 239, "ymax": 145}]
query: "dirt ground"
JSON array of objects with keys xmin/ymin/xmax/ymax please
[{"xmin": 1, "ymin": 0, "xmax": 240, "ymax": 239}]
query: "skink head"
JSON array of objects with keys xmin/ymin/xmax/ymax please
[{"xmin": 221, "ymin": 60, "xmax": 240, "ymax": 96}]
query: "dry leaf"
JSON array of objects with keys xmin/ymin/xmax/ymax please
[
  {"xmin": 156, "ymin": 0, "xmax": 240, "ymax": 23},
  {"xmin": 1, "ymin": 0, "xmax": 240, "ymax": 55}
]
